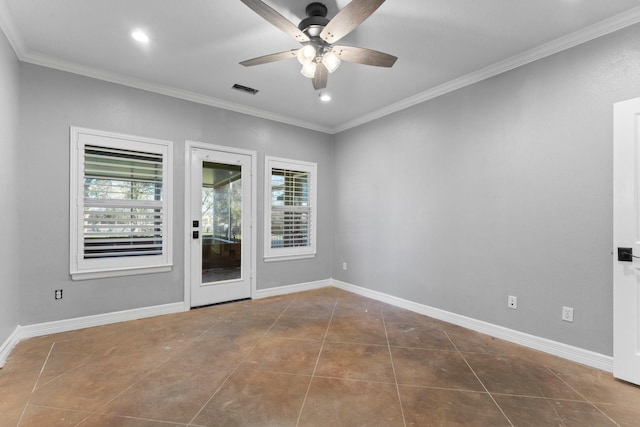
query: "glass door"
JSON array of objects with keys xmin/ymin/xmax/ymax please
[{"xmin": 190, "ymin": 147, "xmax": 252, "ymax": 307}]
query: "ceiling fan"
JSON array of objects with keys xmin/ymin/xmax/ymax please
[{"xmin": 239, "ymin": 0, "xmax": 397, "ymax": 90}]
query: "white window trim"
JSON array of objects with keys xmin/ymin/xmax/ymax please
[
  {"xmin": 264, "ymin": 156, "xmax": 317, "ymax": 262},
  {"xmin": 70, "ymin": 127, "xmax": 173, "ymax": 280}
]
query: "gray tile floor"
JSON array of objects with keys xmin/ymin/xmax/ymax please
[{"xmin": 1, "ymin": 287, "xmax": 639, "ymax": 426}]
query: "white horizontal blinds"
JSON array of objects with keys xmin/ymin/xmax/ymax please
[
  {"xmin": 270, "ymin": 168, "xmax": 311, "ymax": 249},
  {"xmin": 83, "ymin": 145, "xmax": 164, "ymax": 259}
]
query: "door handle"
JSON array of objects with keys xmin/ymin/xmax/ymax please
[{"xmin": 618, "ymin": 247, "xmax": 633, "ymax": 262}]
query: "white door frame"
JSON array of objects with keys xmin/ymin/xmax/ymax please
[
  {"xmin": 613, "ymin": 98, "xmax": 640, "ymax": 386},
  {"xmin": 183, "ymin": 140, "xmax": 257, "ymax": 310}
]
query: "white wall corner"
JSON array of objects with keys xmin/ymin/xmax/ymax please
[
  {"xmin": 254, "ymin": 279, "xmax": 332, "ymax": 299},
  {"xmin": 330, "ymin": 279, "xmax": 613, "ymax": 373},
  {"xmin": 0, "ymin": 326, "xmax": 21, "ymax": 367}
]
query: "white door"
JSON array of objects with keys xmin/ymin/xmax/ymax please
[
  {"xmin": 188, "ymin": 146, "xmax": 254, "ymax": 307},
  {"xmin": 613, "ymin": 97, "xmax": 640, "ymax": 386}
]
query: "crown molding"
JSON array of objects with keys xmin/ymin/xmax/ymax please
[
  {"xmin": 0, "ymin": 0, "xmax": 330, "ymax": 134},
  {"xmin": 20, "ymin": 51, "xmax": 334, "ymax": 134},
  {"xmin": 2, "ymin": 1, "xmax": 640, "ymax": 135},
  {"xmin": 0, "ymin": 0, "xmax": 25, "ymax": 57},
  {"xmin": 332, "ymin": 6, "xmax": 640, "ymax": 133}
]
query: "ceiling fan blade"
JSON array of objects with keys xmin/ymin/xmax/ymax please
[
  {"xmin": 320, "ymin": 0, "xmax": 385, "ymax": 44},
  {"xmin": 240, "ymin": 50, "xmax": 298, "ymax": 67},
  {"xmin": 313, "ymin": 63, "xmax": 328, "ymax": 90},
  {"xmin": 332, "ymin": 45, "xmax": 397, "ymax": 67},
  {"xmin": 240, "ymin": 0, "xmax": 310, "ymax": 43}
]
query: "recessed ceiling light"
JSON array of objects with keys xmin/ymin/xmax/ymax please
[
  {"xmin": 319, "ymin": 93, "xmax": 331, "ymax": 102},
  {"xmin": 131, "ymin": 30, "xmax": 149, "ymax": 44}
]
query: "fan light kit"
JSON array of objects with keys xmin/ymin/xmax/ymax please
[{"xmin": 239, "ymin": 0, "xmax": 397, "ymax": 90}]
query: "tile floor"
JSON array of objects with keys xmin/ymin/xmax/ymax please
[{"xmin": 1, "ymin": 287, "xmax": 639, "ymax": 426}]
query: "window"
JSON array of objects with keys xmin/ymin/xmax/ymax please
[
  {"xmin": 70, "ymin": 127, "xmax": 173, "ymax": 280},
  {"xmin": 264, "ymin": 156, "xmax": 317, "ymax": 261}
]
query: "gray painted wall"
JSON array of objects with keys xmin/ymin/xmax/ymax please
[
  {"xmin": 18, "ymin": 63, "xmax": 333, "ymax": 325},
  {"xmin": 0, "ymin": 28, "xmax": 20, "ymax": 343},
  {"xmin": 332, "ymin": 24, "xmax": 640, "ymax": 356},
  {"xmin": 9, "ymin": 20, "xmax": 640, "ymax": 358}
]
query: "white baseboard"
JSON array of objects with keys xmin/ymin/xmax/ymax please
[
  {"xmin": 0, "ymin": 302, "xmax": 185, "ymax": 366},
  {"xmin": 18, "ymin": 302, "xmax": 185, "ymax": 340},
  {"xmin": 331, "ymin": 279, "xmax": 613, "ymax": 373},
  {"xmin": 0, "ymin": 326, "xmax": 20, "ymax": 367},
  {"xmin": 1, "ymin": 280, "xmax": 614, "ymax": 373},
  {"xmin": 254, "ymin": 279, "xmax": 332, "ymax": 299}
]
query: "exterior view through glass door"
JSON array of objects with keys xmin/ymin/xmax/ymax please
[
  {"xmin": 190, "ymin": 147, "xmax": 252, "ymax": 307},
  {"xmin": 202, "ymin": 162, "xmax": 241, "ymax": 283}
]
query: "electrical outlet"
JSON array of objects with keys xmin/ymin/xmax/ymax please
[
  {"xmin": 342, "ymin": 262, "xmax": 348, "ymax": 271},
  {"xmin": 54, "ymin": 289, "xmax": 63, "ymax": 300},
  {"xmin": 562, "ymin": 306, "xmax": 574, "ymax": 322},
  {"xmin": 508, "ymin": 295, "xmax": 517, "ymax": 309}
]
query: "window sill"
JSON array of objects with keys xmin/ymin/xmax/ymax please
[
  {"xmin": 263, "ymin": 254, "xmax": 316, "ymax": 263},
  {"xmin": 71, "ymin": 265, "xmax": 172, "ymax": 281}
]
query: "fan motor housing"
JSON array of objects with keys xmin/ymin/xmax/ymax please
[{"xmin": 299, "ymin": 2, "xmax": 329, "ymax": 36}]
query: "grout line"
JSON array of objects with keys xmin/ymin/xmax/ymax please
[
  {"xmin": 295, "ymin": 294, "xmax": 339, "ymax": 427},
  {"xmin": 22, "ymin": 403, "xmax": 93, "ymax": 414},
  {"xmin": 32, "ymin": 346, "xmax": 99, "ymax": 392},
  {"xmin": 312, "ymin": 374, "xmax": 397, "ymax": 385},
  {"xmin": 78, "ymin": 301, "xmax": 273, "ymax": 426},
  {"xmin": 81, "ymin": 412, "xmax": 191, "ymax": 426},
  {"xmin": 387, "ymin": 343, "xmax": 459, "ymax": 352},
  {"xmin": 74, "ymin": 352, "xmax": 176, "ymax": 426},
  {"xmin": 397, "ymin": 383, "xmax": 502, "ymax": 394},
  {"xmin": 545, "ymin": 367, "xmax": 622, "ymax": 427},
  {"xmin": 7, "ymin": 289, "xmax": 635, "ymax": 426},
  {"xmin": 488, "ymin": 391, "xmax": 603, "ymax": 402},
  {"xmin": 248, "ymin": 369, "xmax": 312, "ymax": 378},
  {"xmin": 382, "ymin": 310, "xmax": 407, "ymax": 427},
  {"xmin": 71, "ymin": 300, "xmax": 280, "ymax": 425},
  {"xmin": 444, "ymin": 330, "xmax": 515, "ymax": 427},
  {"xmin": 81, "ymin": 322, "xmax": 201, "ymax": 417},
  {"xmin": 16, "ymin": 342, "xmax": 57, "ymax": 426},
  {"xmin": 31, "ymin": 342, "xmax": 56, "ymax": 392},
  {"xmin": 68, "ymin": 409, "xmax": 195, "ymax": 426},
  {"xmin": 187, "ymin": 296, "xmax": 296, "ymax": 426},
  {"xmin": 75, "ymin": 305, "xmax": 262, "ymax": 425},
  {"xmin": 323, "ymin": 339, "xmax": 388, "ymax": 347},
  {"xmin": 33, "ymin": 362, "xmax": 86, "ymax": 391}
]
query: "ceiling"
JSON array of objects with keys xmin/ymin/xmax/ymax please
[{"xmin": 2, "ymin": 0, "xmax": 640, "ymax": 134}]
